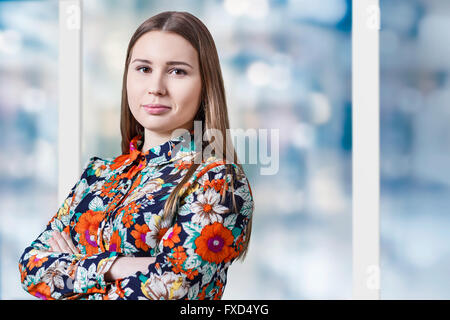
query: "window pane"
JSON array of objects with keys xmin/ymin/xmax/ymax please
[
  {"xmin": 0, "ymin": 0, "xmax": 59, "ymax": 299},
  {"xmin": 381, "ymin": 0, "xmax": 450, "ymax": 298}
]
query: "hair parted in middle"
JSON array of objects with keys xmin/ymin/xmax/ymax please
[{"xmin": 119, "ymin": 11, "xmax": 253, "ymax": 261}]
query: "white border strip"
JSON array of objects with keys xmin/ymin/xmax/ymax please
[
  {"xmin": 352, "ymin": 0, "xmax": 380, "ymax": 299},
  {"xmin": 58, "ymin": 0, "xmax": 82, "ymax": 205}
]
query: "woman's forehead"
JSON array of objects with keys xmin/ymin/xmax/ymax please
[{"xmin": 131, "ymin": 31, "xmax": 198, "ymax": 64}]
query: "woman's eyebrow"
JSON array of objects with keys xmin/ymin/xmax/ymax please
[{"xmin": 131, "ymin": 58, "xmax": 193, "ymax": 68}]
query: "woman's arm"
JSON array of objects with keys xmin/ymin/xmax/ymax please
[
  {"xmin": 103, "ymin": 257, "xmax": 156, "ymax": 282},
  {"xmin": 18, "ymin": 157, "xmax": 119, "ymax": 300},
  {"xmin": 48, "ymin": 231, "xmax": 156, "ymax": 283},
  {"xmin": 103, "ymin": 162, "xmax": 254, "ymax": 300}
]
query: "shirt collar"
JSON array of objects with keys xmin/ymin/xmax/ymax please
[{"xmin": 118, "ymin": 128, "xmax": 198, "ymax": 169}]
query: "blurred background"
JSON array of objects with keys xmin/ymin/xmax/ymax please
[
  {"xmin": 0, "ymin": 0, "xmax": 351, "ymax": 299},
  {"xmin": 380, "ymin": 0, "xmax": 450, "ymax": 299}
]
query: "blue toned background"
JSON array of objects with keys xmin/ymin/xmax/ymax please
[
  {"xmin": 0, "ymin": 0, "xmax": 351, "ymax": 299},
  {"xmin": 380, "ymin": 0, "xmax": 450, "ymax": 299}
]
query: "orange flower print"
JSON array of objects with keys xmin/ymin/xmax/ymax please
[
  {"xmin": 184, "ymin": 268, "xmax": 199, "ymax": 280},
  {"xmin": 63, "ymin": 225, "xmax": 70, "ymax": 236},
  {"xmin": 194, "ymin": 222, "xmax": 236, "ymax": 264},
  {"xmin": 28, "ymin": 282, "xmax": 53, "ymax": 300},
  {"xmin": 110, "ymin": 154, "xmax": 130, "ymax": 171},
  {"xmin": 234, "ymin": 233, "xmax": 245, "ymax": 256},
  {"xmin": 174, "ymin": 160, "xmax": 192, "ymax": 171},
  {"xmin": 131, "ymin": 223, "xmax": 151, "ymax": 251},
  {"xmin": 167, "ymin": 246, "xmax": 198, "ymax": 280},
  {"xmin": 108, "ymin": 230, "xmax": 122, "ymax": 253},
  {"xmin": 19, "ymin": 264, "xmax": 27, "ymax": 283},
  {"xmin": 118, "ymin": 201, "xmax": 140, "ymax": 227},
  {"xmin": 26, "ymin": 255, "xmax": 48, "ymax": 271},
  {"xmin": 203, "ymin": 178, "xmax": 228, "ymax": 195},
  {"xmin": 121, "ymin": 212, "xmax": 135, "ymax": 228},
  {"xmin": 168, "ymin": 245, "xmax": 187, "ymax": 274},
  {"xmin": 124, "ymin": 201, "xmax": 141, "ymax": 214},
  {"xmin": 169, "ymin": 260, "xmax": 184, "ymax": 274},
  {"xmin": 115, "ymin": 280, "xmax": 126, "ymax": 299},
  {"xmin": 197, "ymin": 284, "xmax": 208, "ymax": 300},
  {"xmin": 74, "ymin": 210, "xmax": 105, "ymax": 255},
  {"xmin": 100, "ymin": 172, "xmax": 125, "ymax": 198},
  {"xmin": 213, "ymin": 278, "xmax": 224, "ymax": 300},
  {"xmin": 172, "ymin": 246, "xmax": 187, "ymax": 262},
  {"xmin": 162, "ymin": 224, "xmax": 181, "ymax": 248}
]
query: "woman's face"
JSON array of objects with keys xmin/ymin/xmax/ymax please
[{"xmin": 127, "ymin": 30, "xmax": 202, "ymax": 135}]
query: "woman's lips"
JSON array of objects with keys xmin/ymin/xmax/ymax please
[{"xmin": 142, "ymin": 104, "xmax": 171, "ymax": 115}]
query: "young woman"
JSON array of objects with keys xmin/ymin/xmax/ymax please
[{"xmin": 18, "ymin": 11, "xmax": 254, "ymax": 300}]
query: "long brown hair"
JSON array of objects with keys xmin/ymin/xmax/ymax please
[{"xmin": 119, "ymin": 11, "xmax": 253, "ymax": 261}]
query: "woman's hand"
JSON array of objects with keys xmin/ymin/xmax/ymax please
[
  {"xmin": 47, "ymin": 230, "xmax": 156, "ymax": 283},
  {"xmin": 48, "ymin": 230, "xmax": 80, "ymax": 254},
  {"xmin": 104, "ymin": 257, "xmax": 156, "ymax": 282},
  {"xmin": 48, "ymin": 231, "xmax": 81, "ymax": 281}
]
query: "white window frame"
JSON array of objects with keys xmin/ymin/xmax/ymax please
[
  {"xmin": 58, "ymin": 0, "xmax": 82, "ymax": 205},
  {"xmin": 352, "ymin": 0, "xmax": 380, "ymax": 299}
]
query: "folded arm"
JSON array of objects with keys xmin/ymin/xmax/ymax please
[
  {"xmin": 18, "ymin": 157, "xmax": 120, "ymax": 300},
  {"xmin": 104, "ymin": 163, "xmax": 254, "ymax": 300}
]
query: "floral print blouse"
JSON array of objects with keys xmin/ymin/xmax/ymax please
[{"xmin": 18, "ymin": 130, "xmax": 254, "ymax": 300}]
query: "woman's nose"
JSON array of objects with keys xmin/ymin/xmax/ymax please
[{"xmin": 147, "ymin": 72, "xmax": 167, "ymax": 95}]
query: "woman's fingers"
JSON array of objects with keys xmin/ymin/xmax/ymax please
[
  {"xmin": 47, "ymin": 237, "xmax": 55, "ymax": 251},
  {"xmin": 49, "ymin": 231, "xmax": 79, "ymax": 254},
  {"xmin": 60, "ymin": 230, "xmax": 80, "ymax": 254},
  {"xmin": 48, "ymin": 236, "xmax": 62, "ymax": 252},
  {"xmin": 52, "ymin": 231, "xmax": 72, "ymax": 253}
]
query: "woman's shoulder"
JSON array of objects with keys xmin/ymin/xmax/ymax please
[
  {"xmin": 192, "ymin": 156, "xmax": 250, "ymax": 189},
  {"xmin": 189, "ymin": 156, "xmax": 254, "ymax": 212},
  {"xmin": 194, "ymin": 156, "xmax": 243, "ymax": 174},
  {"xmin": 81, "ymin": 155, "xmax": 116, "ymax": 177},
  {"xmin": 82, "ymin": 156, "xmax": 112, "ymax": 168}
]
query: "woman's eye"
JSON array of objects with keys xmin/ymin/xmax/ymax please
[
  {"xmin": 137, "ymin": 66, "xmax": 150, "ymax": 73},
  {"xmin": 171, "ymin": 68, "xmax": 187, "ymax": 76},
  {"xmin": 136, "ymin": 66, "xmax": 187, "ymax": 75}
]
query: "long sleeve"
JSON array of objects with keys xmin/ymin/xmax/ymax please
[
  {"xmin": 110, "ymin": 162, "xmax": 254, "ymax": 300},
  {"xmin": 18, "ymin": 157, "xmax": 119, "ymax": 300}
]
